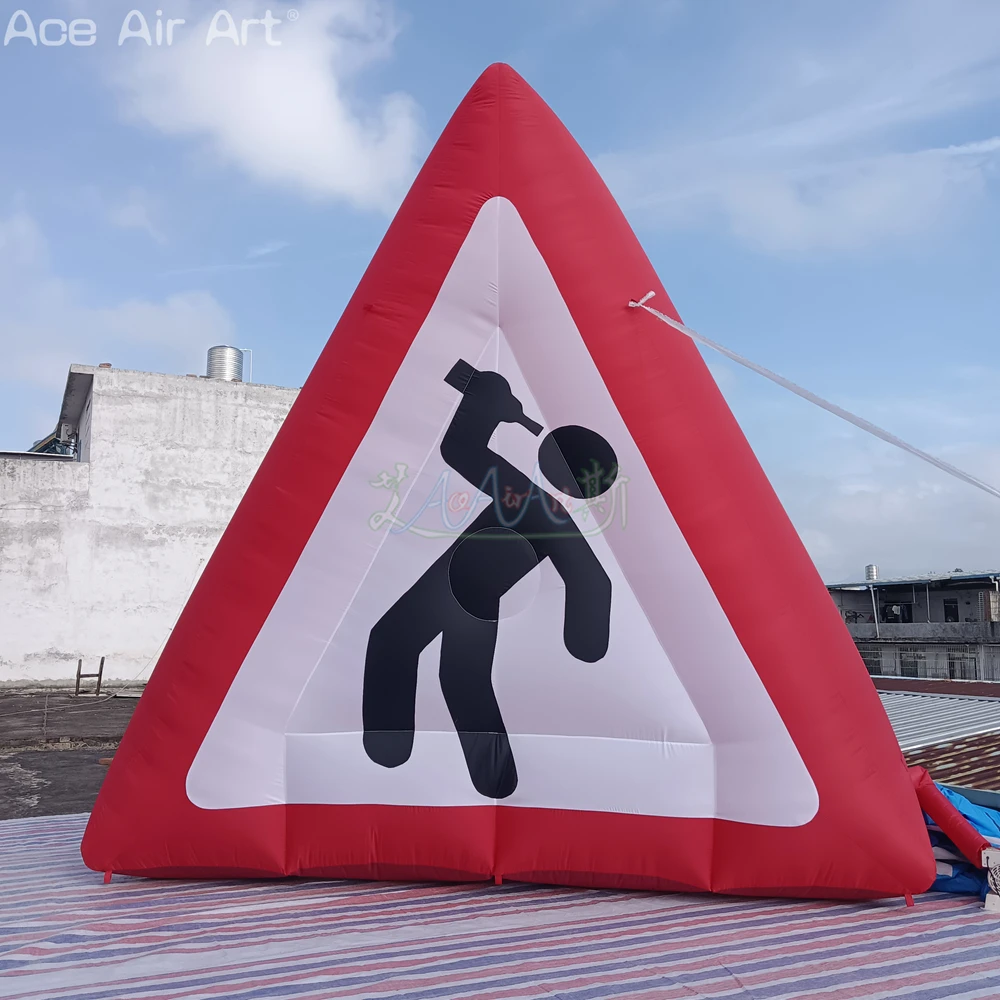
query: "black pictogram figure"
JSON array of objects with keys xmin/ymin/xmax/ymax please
[{"xmin": 362, "ymin": 359, "xmax": 616, "ymax": 799}]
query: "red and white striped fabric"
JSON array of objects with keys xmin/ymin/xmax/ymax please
[{"xmin": 7, "ymin": 814, "xmax": 1000, "ymax": 1000}]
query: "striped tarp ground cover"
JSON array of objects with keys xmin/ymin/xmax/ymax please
[{"xmin": 2, "ymin": 814, "xmax": 999, "ymax": 1000}]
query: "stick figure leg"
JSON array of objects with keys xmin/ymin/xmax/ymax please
[
  {"xmin": 439, "ymin": 613, "xmax": 518, "ymax": 799},
  {"xmin": 363, "ymin": 558, "xmax": 448, "ymax": 768}
]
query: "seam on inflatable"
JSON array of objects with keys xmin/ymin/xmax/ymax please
[{"xmin": 494, "ymin": 64, "xmax": 503, "ymax": 880}]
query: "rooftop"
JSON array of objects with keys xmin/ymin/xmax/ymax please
[
  {"xmin": 879, "ymin": 690, "xmax": 1000, "ymax": 752},
  {"xmin": 830, "ymin": 570, "xmax": 1000, "ymax": 590},
  {"xmin": 906, "ymin": 733, "xmax": 1000, "ymax": 794},
  {"xmin": 2, "ymin": 812, "xmax": 997, "ymax": 1000},
  {"xmin": 7, "ymin": 362, "xmax": 297, "ymax": 460}
]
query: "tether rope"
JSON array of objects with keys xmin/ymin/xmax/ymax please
[{"xmin": 628, "ymin": 291, "xmax": 1000, "ymax": 502}]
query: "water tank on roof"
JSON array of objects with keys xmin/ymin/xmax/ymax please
[
  {"xmin": 206, "ymin": 345, "xmax": 244, "ymax": 382},
  {"xmin": 865, "ymin": 564, "xmax": 879, "ymax": 582}
]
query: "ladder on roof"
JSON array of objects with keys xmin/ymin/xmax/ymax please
[{"xmin": 74, "ymin": 656, "xmax": 105, "ymax": 697}]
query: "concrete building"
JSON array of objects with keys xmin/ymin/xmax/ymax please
[
  {"xmin": 828, "ymin": 569, "xmax": 1000, "ymax": 682},
  {"xmin": 8, "ymin": 358, "xmax": 999, "ymax": 695},
  {"xmin": 0, "ymin": 359, "xmax": 298, "ymax": 686}
]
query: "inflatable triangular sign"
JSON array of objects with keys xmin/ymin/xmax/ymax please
[{"xmin": 83, "ymin": 64, "xmax": 934, "ymax": 898}]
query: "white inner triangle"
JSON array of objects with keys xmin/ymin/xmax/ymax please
[{"xmin": 187, "ymin": 197, "xmax": 819, "ymax": 826}]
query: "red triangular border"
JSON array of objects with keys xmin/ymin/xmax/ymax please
[{"xmin": 83, "ymin": 64, "xmax": 934, "ymax": 898}]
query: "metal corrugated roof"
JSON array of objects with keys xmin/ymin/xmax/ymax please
[{"xmin": 880, "ymin": 690, "xmax": 1000, "ymax": 751}]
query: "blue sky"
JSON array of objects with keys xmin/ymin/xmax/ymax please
[{"xmin": 1, "ymin": 0, "xmax": 999, "ymax": 582}]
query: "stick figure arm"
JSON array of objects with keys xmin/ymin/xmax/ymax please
[
  {"xmin": 441, "ymin": 425, "xmax": 531, "ymax": 501},
  {"xmin": 547, "ymin": 536, "xmax": 612, "ymax": 663}
]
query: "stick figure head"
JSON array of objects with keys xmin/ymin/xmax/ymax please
[{"xmin": 538, "ymin": 426, "xmax": 618, "ymax": 499}]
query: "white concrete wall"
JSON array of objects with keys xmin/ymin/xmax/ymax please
[{"xmin": 0, "ymin": 366, "xmax": 298, "ymax": 686}]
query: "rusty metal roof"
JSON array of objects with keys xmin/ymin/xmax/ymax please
[
  {"xmin": 878, "ymin": 689, "xmax": 1000, "ymax": 790},
  {"xmin": 905, "ymin": 733, "xmax": 1000, "ymax": 791}
]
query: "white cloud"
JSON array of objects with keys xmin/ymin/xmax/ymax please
[
  {"xmin": 108, "ymin": 186, "xmax": 165, "ymax": 243},
  {"xmin": 159, "ymin": 261, "xmax": 280, "ymax": 277},
  {"xmin": 247, "ymin": 240, "xmax": 290, "ymax": 259},
  {"xmin": 0, "ymin": 207, "xmax": 234, "ymax": 400},
  {"xmin": 107, "ymin": 0, "xmax": 423, "ymax": 212},
  {"xmin": 599, "ymin": 0, "xmax": 1000, "ymax": 254},
  {"xmin": 704, "ymin": 359, "xmax": 738, "ymax": 391},
  {"xmin": 712, "ymin": 140, "xmax": 995, "ymax": 255},
  {"xmin": 707, "ymin": 360, "xmax": 1000, "ymax": 582},
  {"xmin": 781, "ymin": 443, "xmax": 1000, "ymax": 584},
  {"xmin": 0, "ymin": 207, "xmax": 47, "ymax": 267},
  {"xmin": 93, "ymin": 291, "xmax": 234, "ymax": 358}
]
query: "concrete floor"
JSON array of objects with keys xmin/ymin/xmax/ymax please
[{"xmin": 0, "ymin": 692, "xmax": 138, "ymax": 820}]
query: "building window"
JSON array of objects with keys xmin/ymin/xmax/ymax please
[
  {"xmin": 880, "ymin": 602, "xmax": 913, "ymax": 624},
  {"xmin": 899, "ymin": 648, "xmax": 924, "ymax": 678},
  {"xmin": 983, "ymin": 646, "xmax": 1000, "ymax": 682},
  {"xmin": 947, "ymin": 646, "xmax": 978, "ymax": 681},
  {"xmin": 943, "ymin": 599, "xmax": 960, "ymax": 623},
  {"xmin": 855, "ymin": 644, "xmax": 882, "ymax": 675}
]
